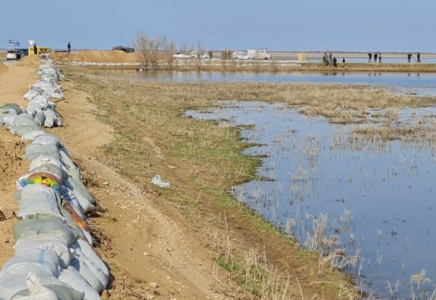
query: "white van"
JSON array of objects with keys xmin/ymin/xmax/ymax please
[{"xmin": 247, "ymin": 49, "xmax": 271, "ymax": 60}]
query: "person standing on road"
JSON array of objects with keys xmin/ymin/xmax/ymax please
[
  {"xmin": 378, "ymin": 53, "xmax": 382, "ymax": 63},
  {"xmin": 67, "ymin": 42, "xmax": 71, "ymax": 53},
  {"xmin": 368, "ymin": 52, "xmax": 372, "ymax": 63},
  {"xmin": 33, "ymin": 44, "xmax": 37, "ymax": 55},
  {"xmin": 407, "ymin": 53, "xmax": 412, "ymax": 63},
  {"xmin": 374, "ymin": 53, "xmax": 378, "ymax": 62},
  {"xmin": 342, "ymin": 57, "xmax": 346, "ymax": 67},
  {"xmin": 333, "ymin": 56, "xmax": 337, "ymax": 68},
  {"xmin": 417, "ymin": 52, "xmax": 421, "ymax": 63}
]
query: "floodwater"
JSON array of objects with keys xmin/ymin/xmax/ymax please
[
  {"xmin": 186, "ymin": 102, "xmax": 436, "ymax": 299},
  {"xmin": 120, "ymin": 71, "xmax": 436, "ymax": 95}
]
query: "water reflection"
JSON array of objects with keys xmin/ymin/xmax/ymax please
[
  {"xmin": 186, "ymin": 102, "xmax": 436, "ymax": 299},
  {"xmin": 108, "ymin": 71, "xmax": 436, "ymax": 96}
]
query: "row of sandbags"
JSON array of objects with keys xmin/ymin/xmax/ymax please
[
  {"xmin": 0, "ymin": 60, "xmax": 64, "ymax": 132},
  {"xmin": 0, "ymin": 58, "xmax": 108, "ymax": 300}
]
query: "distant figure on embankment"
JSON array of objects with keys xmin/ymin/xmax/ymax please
[
  {"xmin": 408, "ymin": 53, "xmax": 412, "ymax": 63},
  {"xmin": 333, "ymin": 56, "xmax": 337, "ymax": 68},
  {"xmin": 378, "ymin": 53, "xmax": 382, "ymax": 63},
  {"xmin": 374, "ymin": 53, "xmax": 378, "ymax": 63},
  {"xmin": 417, "ymin": 52, "xmax": 421, "ymax": 63},
  {"xmin": 368, "ymin": 52, "xmax": 372, "ymax": 63},
  {"xmin": 67, "ymin": 42, "xmax": 71, "ymax": 53}
]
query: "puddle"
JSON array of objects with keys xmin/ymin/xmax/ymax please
[{"xmin": 186, "ymin": 101, "xmax": 436, "ymax": 299}]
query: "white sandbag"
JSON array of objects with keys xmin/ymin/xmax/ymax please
[
  {"xmin": 23, "ymin": 89, "xmax": 40, "ymax": 101},
  {"xmin": 24, "ymin": 144, "xmax": 60, "ymax": 161},
  {"xmin": 73, "ymin": 239, "xmax": 109, "ymax": 278},
  {"xmin": 4, "ymin": 267, "xmax": 85, "ymax": 300},
  {"xmin": 65, "ymin": 176, "xmax": 96, "ymax": 205},
  {"xmin": 21, "ymin": 130, "xmax": 46, "ymax": 141},
  {"xmin": 17, "ymin": 184, "xmax": 63, "ymax": 220},
  {"xmin": 32, "ymin": 134, "xmax": 62, "ymax": 147},
  {"xmin": 70, "ymin": 257, "xmax": 105, "ymax": 292},
  {"xmin": 26, "ymin": 103, "xmax": 43, "ymax": 117},
  {"xmin": 13, "ymin": 215, "xmax": 79, "ymax": 246},
  {"xmin": 30, "ymin": 155, "xmax": 62, "ymax": 170},
  {"xmin": 2, "ymin": 115, "xmax": 18, "ymax": 127},
  {"xmin": 43, "ymin": 110, "xmax": 55, "ymax": 128},
  {"xmin": 59, "ymin": 148, "xmax": 76, "ymax": 171},
  {"xmin": 59, "ymin": 266, "xmax": 101, "ymax": 300},
  {"xmin": 64, "ymin": 181, "xmax": 95, "ymax": 213},
  {"xmin": 13, "ymin": 125, "xmax": 42, "ymax": 137},
  {"xmin": 10, "ymin": 271, "xmax": 58, "ymax": 300},
  {"xmin": 14, "ymin": 234, "xmax": 72, "ymax": 268},
  {"xmin": 33, "ymin": 111, "xmax": 46, "ymax": 127},
  {"xmin": 2, "ymin": 249, "xmax": 61, "ymax": 277},
  {"xmin": 13, "ymin": 114, "xmax": 36, "ymax": 127}
]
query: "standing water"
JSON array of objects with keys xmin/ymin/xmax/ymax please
[{"xmin": 186, "ymin": 101, "xmax": 436, "ymax": 299}]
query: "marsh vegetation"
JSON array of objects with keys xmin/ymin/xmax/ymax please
[{"xmin": 64, "ymin": 66, "xmax": 436, "ymax": 299}]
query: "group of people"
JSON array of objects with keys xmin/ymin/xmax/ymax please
[
  {"xmin": 407, "ymin": 52, "xmax": 421, "ymax": 63},
  {"xmin": 367, "ymin": 52, "xmax": 382, "ymax": 63},
  {"xmin": 323, "ymin": 52, "xmax": 345, "ymax": 68},
  {"xmin": 369, "ymin": 52, "xmax": 422, "ymax": 63}
]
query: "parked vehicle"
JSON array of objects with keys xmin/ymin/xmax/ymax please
[
  {"xmin": 6, "ymin": 49, "xmax": 19, "ymax": 60},
  {"xmin": 232, "ymin": 51, "xmax": 252, "ymax": 60},
  {"xmin": 247, "ymin": 48, "xmax": 271, "ymax": 60},
  {"xmin": 173, "ymin": 52, "xmax": 190, "ymax": 59},
  {"xmin": 190, "ymin": 51, "xmax": 209, "ymax": 59},
  {"xmin": 6, "ymin": 48, "xmax": 28, "ymax": 60},
  {"xmin": 112, "ymin": 46, "xmax": 135, "ymax": 53}
]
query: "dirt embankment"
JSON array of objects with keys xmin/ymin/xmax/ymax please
[
  {"xmin": 50, "ymin": 50, "xmax": 140, "ymax": 63},
  {"xmin": 0, "ymin": 57, "xmax": 229, "ymax": 300},
  {"xmin": 0, "ymin": 54, "xmax": 357, "ymax": 300}
]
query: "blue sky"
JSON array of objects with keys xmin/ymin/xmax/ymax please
[{"xmin": 2, "ymin": 0, "xmax": 434, "ymax": 53}]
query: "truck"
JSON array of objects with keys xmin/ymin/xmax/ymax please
[{"xmin": 247, "ymin": 48, "xmax": 271, "ymax": 60}]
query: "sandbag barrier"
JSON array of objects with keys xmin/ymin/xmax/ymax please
[{"xmin": 0, "ymin": 58, "xmax": 108, "ymax": 300}]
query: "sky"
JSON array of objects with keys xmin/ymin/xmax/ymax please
[{"xmin": 2, "ymin": 0, "xmax": 435, "ymax": 53}]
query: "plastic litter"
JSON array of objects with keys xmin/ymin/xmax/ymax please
[{"xmin": 151, "ymin": 174, "xmax": 170, "ymax": 188}]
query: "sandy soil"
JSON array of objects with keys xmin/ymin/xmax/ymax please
[{"xmin": 0, "ymin": 56, "xmax": 228, "ymax": 299}]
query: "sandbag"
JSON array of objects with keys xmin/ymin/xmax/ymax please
[
  {"xmin": 2, "ymin": 249, "xmax": 61, "ymax": 277},
  {"xmin": 2, "ymin": 115, "xmax": 18, "ymax": 127},
  {"xmin": 14, "ymin": 234, "xmax": 72, "ymax": 268},
  {"xmin": 13, "ymin": 114, "xmax": 35, "ymax": 127},
  {"xmin": 72, "ymin": 239, "xmax": 108, "ymax": 278},
  {"xmin": 33, "ymin": 111, "xmax": 46, "ymax": 127},
  {"xmin": 58, "ymin": 205, "xmax": 86, "ymax": 242},
  {"xmin": 13, "ymin": 215, "xmax": 79, "ymax": 246},
  {"xmin": 70, "ymin": 257, "xmax": 105, "ymax": 292},
  {"xmin": 63, "ymin": 180, "xmax": 95, "ymax": 213},
  {"xmin": 13, "ymin": 125, "xmax": 41, "ymax": 137},
  {"xmin": 21, "ymin": 129, "xmax": 46, "ymax": 141},
  {"xmin": 17, "ymin": 184, "xmax": 63, "ymax": 219},
  {"xmin": 29, "ymin": 164, "xmax": 65, "ymax": 182},
  {"xmin": 5, "ymin": 267, "xmax": 84, "ymax": 300},
  {"xmin": 24, "ymin": 144, "xmax": 60, "ymax": 161},
  {"xmin": 66, "ymin": 176, "xmax": 96, "ymax": 205},
  {"xmin": 58, "ymin": 266, "xmax": 101, "ymax": 300},
  {"xmin": 16, "ymin": 172, "xmax": 62, "ymax": 192},
  {"xmin": 30, "ymin": 155, "xmax": 62, "ymax": 171},
  {"xmin": 32, "ymin": 134, "xmax": 62, "ymax": 147}
]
